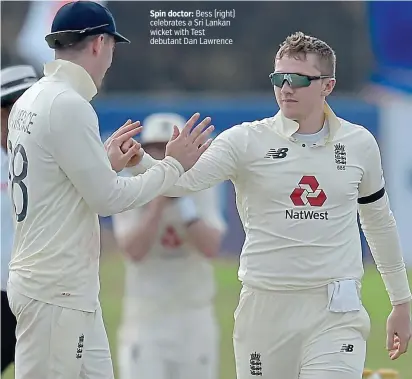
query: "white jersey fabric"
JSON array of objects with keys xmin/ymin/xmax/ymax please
[
  {"xmin": 134, "ymin": 103, "xmax": 411, "ymax": 305},
  {"xmin": 1, "ymin": 148, "xmax": 14, "ymax": 291},
  {"xmin": 7, "ymin": 59, "xmax": 185, "ymax": 312},
  {"xmin": 112, "ymin": 187, "xmax": 226, "ymax": 325}
]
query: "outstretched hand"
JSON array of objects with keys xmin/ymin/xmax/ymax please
[{"xmin": 165, "ymin": 113, "xmax": 214, "ymax": 171}]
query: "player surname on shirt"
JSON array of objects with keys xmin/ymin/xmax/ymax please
[{"xmin": 8, "ymin": 107, "xmax": 37, "ymax": 135}]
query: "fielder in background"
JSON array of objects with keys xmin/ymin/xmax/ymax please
[
  {"xmin": 113, "ymin": 113, "xmax": 227, "ymax": 379},
  {"xmin": 1, "ymin": 64, "xmax": 38, "ymax": 373}
]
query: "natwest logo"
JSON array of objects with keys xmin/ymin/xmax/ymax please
[
  {"xmin": 287, "ymin": 176, "xmax": 328, "ymax": 220},
  {"xmin": 290, "ymin": 176, "xmax": 327, "ymax": 206}
]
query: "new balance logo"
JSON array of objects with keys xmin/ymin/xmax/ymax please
[
  {"xmin": 340, "ymin": 344, "xmax": 354, "ymax": 353},
  {"xmin": 265, "ymin": 147, "xmax": 288, "ymax": 159},
  {"xmin": 250, "ymin": 352, "xmax": 262, "ymax": 376}
]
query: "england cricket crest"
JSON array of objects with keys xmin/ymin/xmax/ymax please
[
  {"xmin": 76, "ymin": 334, "xmax": 84, "ymax": 359},
  {"xmin": 250, "ymin": 352, "xmax": 262, "ymax": 376},
  {"xmin": 334, "ymin": 143, "xmax": 346, "ymax": 171}
]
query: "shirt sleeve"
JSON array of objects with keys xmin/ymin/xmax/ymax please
[
  {"xmin": 358, "ymin": 131, "xmax": 411, "ymax": 305},
  {"xmin": 129, "ymin": 150, "xmax": 159, "ymax": 175},
  {"xmin": 358, "ymin": 131, "xmax": 385, "ymax": 203},
  {"xmin": 192, "ymin": 186, "xmax": 228, "ymax": 233},
  {"xmin": 129, "ymin": 124, "xmax": 248, "ymax": 197},
  {"xmin": 46, "ymin": 92, "xmax": 185, "ymax": 217}
]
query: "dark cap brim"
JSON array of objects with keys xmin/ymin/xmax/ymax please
[
  {"xmin": 111, "ymin": 31, "xmax": 130, "ymax": 44},
  {"xmin": 45, "ymin": 26, "xmax": 130, "ymax": 49}
]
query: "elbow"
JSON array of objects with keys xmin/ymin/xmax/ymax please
[
  {"xmin": 119, "ymin": 239, "xmax": 148, "ymax": 262},
  {"xmin": 88, "ymin": 196, "xmax": 124, "ymax": 217},
  {"xmin": 97, "ymin": 207, "xmax": 117, "ymax": 217},
  {"xmin": 202, "ymin": 246, "xmax": 220, "ymax": 258},
  {"xmin": 97, "ymin": 209, "xmax": 113, "ymax": 218},
  {"xmin": 86, "ymin": 196, "xmax": 116, "ymax": 217},
  {"xmin": 359, "ymin": 196, "xmax": 397, "ymax": 231},
  {"xmin": 199, "ymin": 234, "xmax": 223, "ymax": 258}
]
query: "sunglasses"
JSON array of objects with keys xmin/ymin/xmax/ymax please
[{"xmin": 269, "ymin": 72, "xmax": 333, "ymax": 89}]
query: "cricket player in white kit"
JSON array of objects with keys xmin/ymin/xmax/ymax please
[
  {"xmin": 6, "ymin": 2, "xmax": 213, "ymax": 379},
  {"xmin": 113, "ymin": 113, "xmax": 227, "ymax": 379},
  {"xmin": 131, "ymin": 32, "xmax": 412, "ymax": 378},
  {"xmin": 1, "ymin": 64, "xmax": 38, "ymax": 373}
]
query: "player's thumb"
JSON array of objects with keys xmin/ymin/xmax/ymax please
[{"xmin": 170, "ymin": 125, "xmax": 180, "ymax": 141}]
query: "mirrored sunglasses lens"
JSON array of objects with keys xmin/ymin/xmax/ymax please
[
  {"xmin": 289, "ymin": 74, "xmax": 310, "ymax": 88},
  {"xmin": 272, "ymin": 74, "xmax": 311, "ymax": 88}
]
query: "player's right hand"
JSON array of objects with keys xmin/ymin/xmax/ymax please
[{"xmin": 165, "ymin": 113, "xmax": 214, "ymax": 171}]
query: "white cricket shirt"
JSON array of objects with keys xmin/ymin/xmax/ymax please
[
  {"xmin": 1, "ymin": 148, "xmax": 14, "ymax": 292},
  {"xmin": 7, "ymin": 59, "xmax": 184, "ymax": 311},
  {"xmin": 134, "ymin": 103, "xmax": 411, "ymax": 305},
  {"xmin": 112, "ymin": 187, "xmax": 226, "ymax": 324}
]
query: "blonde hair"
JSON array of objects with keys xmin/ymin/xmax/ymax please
[{"xmin": 275, "ymin": 31, "xmax": 336, "ymax": 76}]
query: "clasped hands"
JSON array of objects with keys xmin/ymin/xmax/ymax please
[{"xmin": 104, "ymin": 113, "xmax": 214, "ymax": 173}]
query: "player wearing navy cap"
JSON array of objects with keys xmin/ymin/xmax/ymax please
[
  {"xmin": 45, "ymin": 0, "xmax": 130, "ymax": 49},
  {"xmin": 6, "ymin": 2, "xmax": 213, "ymax": 379}
]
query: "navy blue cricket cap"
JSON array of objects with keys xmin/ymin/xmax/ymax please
[{"xmin": 45, "ymin": 1, "xmax": 130, "ymax": 49}]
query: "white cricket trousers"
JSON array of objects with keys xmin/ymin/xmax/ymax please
[
  {"xmin": 233, "ymin": 284, "xmax": 370, "ymax": 379},
  {"xmin": 7, "ymin": 284, "xmax": 114, "ymax": 379},
  {"xmin": 117, "ymin": 305, "xmax": 219, "ymax": 379}
]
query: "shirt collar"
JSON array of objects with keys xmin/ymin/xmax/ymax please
[
  {"xmin": 43, "ymin": 59, "xmax": 97, "ymax": 102},
  {"xmin": 274, "ymin": 102, "xmax": 341, "ymax": 143}
]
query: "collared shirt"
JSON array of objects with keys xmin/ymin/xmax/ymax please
[
  {"xmin": 7, "ymin": 59, "xmax": 184, "ymax": 311},
  {"xmin": 1, "ymin": 148, "xmax": 13, "ymax": 291},
  {"xmin": 133, "ymin": 102, "xmax": 411, "ymax": 304},
  {"xmin": 293, "ymin": 121, "xmax": 329, "ymax": 145}
]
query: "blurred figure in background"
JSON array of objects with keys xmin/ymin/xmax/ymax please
[
  {"xmin": 1, "ymin": 64, "xmax": 38, "ymax": 373},
  {"xmin": 113, "ymin": 113, "xmax": 226, "ymax": 379}
]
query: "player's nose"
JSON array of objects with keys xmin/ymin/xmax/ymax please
[{"xmin": 280, "ymin": 81, "xmax": 293, "ymax": 94}]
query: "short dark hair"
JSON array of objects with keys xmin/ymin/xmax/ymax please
[
  {"xmin": 275, "ymin": 31, "xmax": 336, "ymax": 76},
  {"xmin": 55, "ymin": 33, "xmax": 111, "ymax": 53}
]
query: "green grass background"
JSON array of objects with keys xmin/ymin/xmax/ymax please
[{"xmin": 3, "ymin": 255, "xmax": 411, "ymax": 378}]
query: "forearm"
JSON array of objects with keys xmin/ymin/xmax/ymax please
[
  {"xmin": 133, "ymin": 158, "xmax": 227, "ymax": 198},
  {"xmin": 70, "ymin": 156, "xmax": 184, "ymax": 216},
  {"xmin": 128, "ymin": 150, "xmax": 159, "ymax": 175},
  {"xmin": 102, "ymin": 157, "xmax": 184, "ymax": 215},
  {"xmin": 128, "ymin": 153, "xmax": 200, "ymax": 197},
  {"xmin": 128, "ymin": 129, "xmax": 244, "ymax": 197},
  {"xmin": 120, "ymin": 206, "xmax": 163, "ymax": 260},
  {"xmin": 186, "ymin": 220, "xmax": 223, "ymax": 258},
  {"xmin": 359, "ymin": 194, "xmax": 412, "ymax": 305}
]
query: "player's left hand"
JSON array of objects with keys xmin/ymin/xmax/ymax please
[
  {"xmin": 104, "ymin": 119, "xmax": 142, "ymax": 172},
  {"xmin": 386, "ymin": 302, "xmax": 411, "ymax": 360},
  {"xmin": 120, "ymin": 137, "xmax": 144, "ymax": 167}
]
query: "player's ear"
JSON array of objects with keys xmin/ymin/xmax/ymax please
[
  {"xmin": 91, "ymin": 35, "xmax": 105, "ymax": 56},
  {"xmin": 322, "ymin": 78, "xmax": 336, "ymax": 97}
]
